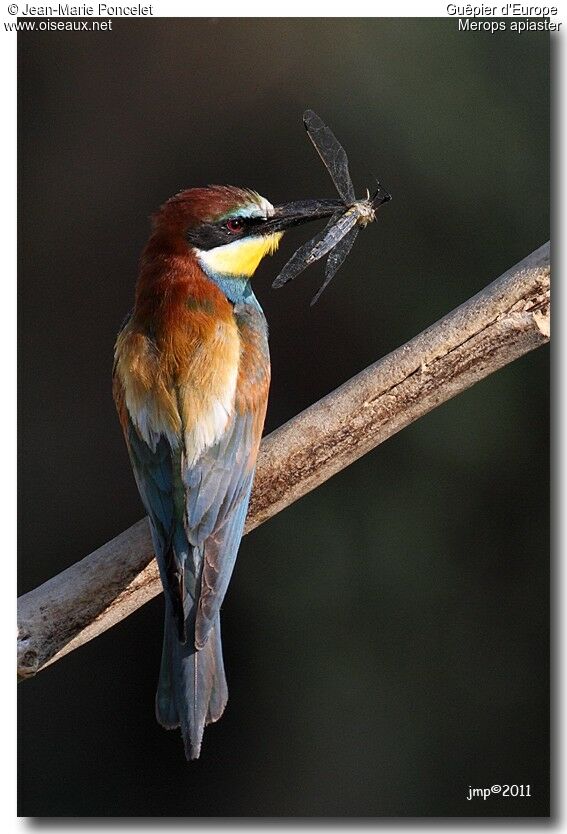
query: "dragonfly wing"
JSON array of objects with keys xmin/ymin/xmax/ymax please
[
  {"xmin": 311, "ymin": 227, "xmax": 359, "ymax": 306},
  {"xmin": 304, "ymin": 110, "xmax": 356, "ymax": 205},
  {"xmin": 272, "ymin": 210, "xmax": 343, "ymax": 288}
]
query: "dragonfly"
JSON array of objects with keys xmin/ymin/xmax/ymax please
[{"xmin": 272, "ymin": 109, "xmax": 391, "ymax": 305}]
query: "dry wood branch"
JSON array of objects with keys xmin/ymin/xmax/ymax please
[{"xmin": 17, "ymin": 242, "xmax": 550, "ymax": 679}]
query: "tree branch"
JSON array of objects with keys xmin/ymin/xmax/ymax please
[{"xmin": 17, "ymin": 242, "xmax": 550, "ymax": 679}]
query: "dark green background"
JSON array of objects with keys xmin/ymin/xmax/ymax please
[{"xmin": 18, "ymin": 19, "xmax": 549, "ymax": 817}]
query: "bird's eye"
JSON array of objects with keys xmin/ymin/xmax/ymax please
[{"xmin": 225, "ymin": 218, "xmax": 245, "ymax": 233}]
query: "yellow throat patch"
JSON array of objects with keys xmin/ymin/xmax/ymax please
[{"xmin": 197, "ymin": 232, "xmax": 283, "ymax": 277}]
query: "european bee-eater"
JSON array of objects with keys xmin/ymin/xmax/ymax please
[{"xmin": 113, "ymin": 185, "xmax": 343, "ymax": 759}]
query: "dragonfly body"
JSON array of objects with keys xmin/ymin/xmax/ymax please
[{"xmin": 310, "ymin": 197, "xmax": 377, "ymax": 260}]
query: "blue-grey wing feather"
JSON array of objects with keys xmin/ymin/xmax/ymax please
[
  {"xmin": 182, "ymin": 410, "xmax": 258, "ymax": 648},
  {"xmin": 126, "ymin": 420, "xmax": 188, "ymax": 635},
  {"xmin": 184, "ymin": 411, "xmax": 252, "ymax": 543}
]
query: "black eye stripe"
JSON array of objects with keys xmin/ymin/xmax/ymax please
[
  {"xmin": 224, "ymin": 215, "xmax": 266, "ymax": 231},
  {"xmin": 185, "ymin": 215, "xmax": 267, "ymax": 251},
  {"xmin": 240, "ymin": 216, "xmax": 264, "ymax": 227}
]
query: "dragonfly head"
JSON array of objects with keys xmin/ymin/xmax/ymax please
[{"xmin": 371, "ymin": 181, "xmax": 392, "ymax": 209}]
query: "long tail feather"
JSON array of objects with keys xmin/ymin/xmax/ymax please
[
  {"xmin": 206, "ymin": 617, "xmax": 229, "ymax": 725},
  {"xmin": 155, "ymin": 609, "xmax": 228, "ymax": 760}
]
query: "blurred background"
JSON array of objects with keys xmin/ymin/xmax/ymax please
[{"xmin": 18, "ymin": 19, "xmax": 549, "ymax": 817}]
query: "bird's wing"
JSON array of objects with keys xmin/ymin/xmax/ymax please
[
  {"xmin": 182, "ymin": 405, "xmax": 264, "ymax": 648},
  {"xmin": 114, "ymin": 368, "xmax": 187, "ymax": 637}
]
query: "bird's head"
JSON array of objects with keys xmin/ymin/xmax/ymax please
[{"xmin": 150, "ymin": 185, "xmax": 344, "ymax": 282}]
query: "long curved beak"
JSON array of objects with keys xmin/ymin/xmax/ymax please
[{"xmin": 260, "ymin": 198, "xmax": 345, "ymax": 235}]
